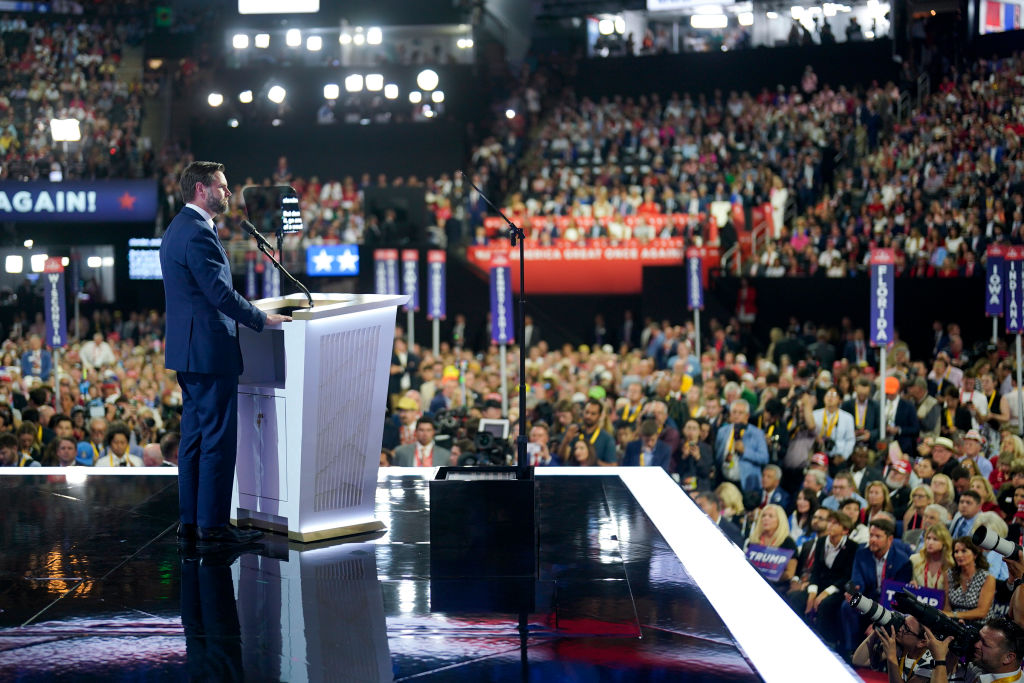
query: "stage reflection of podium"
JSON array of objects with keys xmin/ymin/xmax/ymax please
[
  {"xmin": 230, "ymin": 293, "xmax": 406, "ymax": 542},
  {"xmin": 234, "ymin": 542, "xmax": 391, "ymax": 682}
]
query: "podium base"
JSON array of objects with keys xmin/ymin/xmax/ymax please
[{"xmin": 232, "ymin": 515, "xmax": 386, "ymax": 543}]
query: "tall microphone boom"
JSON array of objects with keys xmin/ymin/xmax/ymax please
[{"xmin": 241, "ymin": 219, "xmax": 273, "ymax": 251}]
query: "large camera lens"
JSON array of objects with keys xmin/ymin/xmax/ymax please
[{"xmin": 973, "ymin": 525, "xmax": 1020, "ymax": 558}]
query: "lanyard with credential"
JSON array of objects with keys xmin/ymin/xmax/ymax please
[{"xmin": 821, "ymin": 411, "xmax": 839, "ymax": 438}]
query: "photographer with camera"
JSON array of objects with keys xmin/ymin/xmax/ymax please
[
  {"xmin": 677, "ymin": 417, "xmax": 713, "ymax": 491},
  {"xmin": 851, "ymin": 616, "xmax": 939, "ymax": 681},
  {"xmin": 781, "ymin": 388, "xmax": 820, "ymax": 493},
  {"xmin": 814, "ymin": 386, "xmax": 856, "ymax": 468},
  {"xmin": 754, "ymin": 398, "xmax": 789, "ymax": 465},
  {"xmin": 923, "ymin": 617, "xmax": 1024, "ymax": 683}
]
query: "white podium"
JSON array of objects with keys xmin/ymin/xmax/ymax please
[{"xmin": 231, "ymin": 293, "xmax": 406, "ymax": 542}]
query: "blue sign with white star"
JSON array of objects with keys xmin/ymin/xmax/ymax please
[{"xmin": 306, "ymin": 244, "xmax": 360, "ymax": 277}]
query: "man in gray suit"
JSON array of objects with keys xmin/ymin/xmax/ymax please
[{"xmin": 393, "ymin": 417, "xmax": 452, "ymax": 467}]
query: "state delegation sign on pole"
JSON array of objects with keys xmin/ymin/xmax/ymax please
[
  {"xmin": 426, "ymin": 250, "xmax": 446, "ymax": 356},
  {"xmin": 686, "ymin": 248, "xmax": 703, "ymax": 358},
  {"xmin": 987, "ymin": 244, "xmax": 1006, "ymax": 344},
  {"xmin": 1005, "ymin": 246, "xmax": 1024, "ymax": 435},
  {"xmin": 870, "ymin": 248, "xmax": 895, "ymax": 434},
  {"xmin": 490, "ymin": 252, "xmax": 514, "ymax": 417},
  {"xmin": 43, "ymin": 257, "xmax": 67, "ymax": 410}
]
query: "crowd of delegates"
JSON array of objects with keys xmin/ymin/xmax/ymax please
[
  {"xmin": 0, "ymin": 11, "xmax": 158, "ymax": 181},
  {"xmin": 477, "ymin": 52, "xmax": 1024, "ymax": 281},
  {"xmin": 380, "ymin": 311, "xmax": 1024, "ymax": 670}
]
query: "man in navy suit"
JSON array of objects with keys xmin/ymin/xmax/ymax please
[
  {"xmin": 622, "ymin": 419, "xmax": 672, "ymax": 472},
  {"xmin": 839, "ymin": 518, "xmax": 911, "ymax": 656},
  {"xmin": 881, "ymin": 376, "xmax": 920, "ymax": 456},
  {"xmin": 161, "ymin": 161, "xmax": 291, "ymax": 548}
]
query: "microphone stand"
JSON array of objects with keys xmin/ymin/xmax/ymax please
[
  {"xmin": 257, "ymin": 236, "xmax": 314, "ymax": 309},
  {"xmin": 459, "ymin": 172, "xmax": 529, "ymax": 480}
]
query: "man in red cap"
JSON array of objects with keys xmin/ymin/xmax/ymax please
[{"xmin": 880, "ymin": 376, "xmax": 920, "ymax": 454}]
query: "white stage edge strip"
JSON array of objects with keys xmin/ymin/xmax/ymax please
[{"xmin": 613, "ymin": 468, "xmax": 859, "ymax": 683}]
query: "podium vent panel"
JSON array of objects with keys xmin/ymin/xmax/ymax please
[{"xmin": 313, "ymin": 325, "xmax": 380, "ymax": 512}]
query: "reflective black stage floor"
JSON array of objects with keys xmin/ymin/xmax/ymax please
[{"xmin": 0, "ymin": 472, "xmax": 763, "ymax": 681}]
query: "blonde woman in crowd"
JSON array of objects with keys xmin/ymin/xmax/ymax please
[
  {"xmin": 931, "ymin": 473, "xmax": 957, "ymax": 517},
  {"xmin": 909, "ymin": 523, "xmax": 954, "ymax": 592}
]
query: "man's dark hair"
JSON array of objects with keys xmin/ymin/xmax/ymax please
[
  {"xmin": 638, "ymin": 418, "xmax": 659, "ymax": 438},
  {"xmin": 950, "ymin": 465, "xmax": 971, "ymax": 482},
  {"xmin": 51, "ymin": 413, "xmax": 72, "ymax": 430},
  {"xmin": 869, "ymin": 518, "xmax": 896, "ymax": 538},
  {"xmin": 0, "ymin": 432, "xmax": 16, "ymax": 451},
  {"xmin": 942, "ymin": 384, "xmax": 961, "ymax": 399},
  {"xmin": 105, "ymin": 421, "xmax": 131, "ymax": 446},
  {"xmin": 416, "ymin": 417, "xmax": 436, "ymax": 430},
  {"xmin": 838, "ymin": 497, "xmax": 862, "ymax": 512},
  {"xmin": 179, "ymin": 161, "xmax": 224, "ymax": 203},
  {"xmin": 585, "ymin": 397, "xmax": 604, "ymax": 413},
  {"xmin": 855, "ymin": 376, "xmax": 872, "ymax": 388},
  {"xmin": 764, "ymin": 398, "xmax": 784, "ymax": 417},
  {"xmin": 983, "ymin": 617, "xmax": 1024, "ymax": 662},
  {"xmin": 694, "ymin": 490, "xmax": 720, "ymax": 511},
  {"xmin": 959, "ymin": 489, "xmax": 982, "ymax": 504},
  {"xmin": 829, "ymin": 509, "xmax": 854, "ymax": 531},
  {"xmin": 160, "ymin": 431, "xmax": 180, "ymax": 459},
  {"xmin": 28, "ymin": 387, "xmax": 49, "ymax": 406},
  {"xmin": 20, "ymin": 407, "xmax": 39, "ymax": 425}
]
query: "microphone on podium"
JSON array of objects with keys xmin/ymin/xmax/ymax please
[{"xmin": 240, "ymin": 219, "xmax": 273, "ymax": 251}]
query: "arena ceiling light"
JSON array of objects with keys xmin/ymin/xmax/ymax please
[
  {"xmin": 239, "ymin": 90, "xmax": 253, "ymax": 103},
  {"xmin": 61, "ymin": 257, "xmax": 69, "ymax": 266},
  {"xmin": 267, "ymin": 85, "xmax": 286, "ymax": 103},
  {"xmin": 207, "ymin": 92, "xmax": 224, "ymax": 107},
  {"xmin": 738, "ymin": 12, "xmax": 753, "ymax": 25},
  {"xmin": 255, "ymin": 33, "xmax": 270, "ymax": 48},
  {"xmin": 228, "ymin": 118, "xmax": 239, "ymax": 128},
  {"xmin": 431, "ymin": 90, "xmax": 444, "ymax": 103},
  {"xmin": 5, "ymin": 255, "xmax": 22, "ymax": 274},
  {"xmin": 306, "ymin": 35, "xmax": 322, "ymax": 51},
  {"xmin": 505, "ymin": 109, "xmax": 516, "ymax": 119},
  {"xmin": 766, "ymin": 10, "xmax": 779, "ymax": 18},
  {"xmin": 49, "ymin": 118, "xmax": 81, "ymax": 142},
  {"xmin": 86, "ymin": 256, "xmax": 102, "ymax": 268},
  {"xmin": 286, "ymin": 29, "xmax": 301, "ymax": 47},
  {"xmin": 416, "ymin": 69, "xmax": 438, "ymax": 91},
  {"xmin": 30, "ymin": 254, "xmax": 48, "ymax": 273},
  {"xmin": 353, "ymin": 32, "xmax": 365, "ymax": 46},
  {"xmin": 324, "ymin": 83, "xmax": 340, "ymax": 99},
  {"xmin": 365, "ymin": 73, "xmax": 383, "ymax": 91},
  {"xmin": 339, "ymin": 32, "xmax": 352, "ymax": 45},
  {"xmin": 232, "ymin": 33, "xmax": 249, "ymax": 49},
  {"xmin": 691, "ymin": 13, "xmax": 728, "ymax": 28},
  {"xmin": 23, "ymin": 239, "xmax": 32, "ymax": 248},
  {"xmin": 456, "ymin": 37, "xmax": 473, "ymax": 48},
  {"xmin": 409, "ymin": 91, "xmax": 422, "ymax": 104},
  {"xmin": 238, "ymin": 0, "xmax": 319, "ymax": 13},
  {"xmin": 344, "ymin": 74, "xmax": 363, "ymax": 92},
  {"xmin": 597, "ymin": 18, "xmax": 614, "ymax": 35},
  {"xmin": 366, "ymin": 27, "xmax": 382, "ymax": 45},
  {"xmin": 383, "ymin": 83, "xmax": 398, "ymax": 99}
]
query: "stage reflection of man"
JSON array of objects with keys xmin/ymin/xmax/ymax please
[{"xmin": 181, "ymin": 552, "xmax": 243, "ymax": 682}]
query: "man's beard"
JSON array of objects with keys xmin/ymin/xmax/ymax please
[{"xmin": 206, "ymin": 196, "xmax": 228, "ymax": 216}]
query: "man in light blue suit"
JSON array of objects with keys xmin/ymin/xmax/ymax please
[
  {"xmin": 161, "ymin": 161, "xmax": 291, "ymax": 548},
  {"xmin": 714, "ymin": 399, "xmax": 768, "ymax": 492}
]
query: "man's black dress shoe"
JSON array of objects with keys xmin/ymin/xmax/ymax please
[
  {"xmin": 177, "ymin": 522, "xmax": 197, "ymax": 539},
  {"xmin": 196, "ymin": 525, "xmax": 263, "ymax": 547}
]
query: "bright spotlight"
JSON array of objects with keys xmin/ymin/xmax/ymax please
[
  {"xmin": 365, "ymin": 74, "xmax": 383, "ymax": 91},
  {"xmin": 367, "ymin": 27, "xmax": 382, "ymax": 45},
  {"xmin": 691, "ymin": 14, "xmax": 728, "ymax": 28},
  {"xmin": 255, "ymin": 33, "xmax": 270, "ymax": 48},
  {"xmin": 383, "ymin": 83, "xmax": 399, "ymax": 99},
  {"xmin": 766, "ymin": 11, "xmax": 779, "ymax": 19},
  {"xmin": 598, "ymin": 18, "xmax": 614, "ymax": 35},
  {"xmin": 86, "ymin": 256, "xmax": 102, "ymax": 268},
  {"xmin": 409, "ymin": 91, "xmax": 422, "ymax": 104},
  {"xmin": 505, "ymin": 108, "xmax": 516, "ymax": 119},
  {"xmin": 353, "ymin": 33, "xmax": 365, "ymax": 46},
  {"xmin": 339, "ymin": 32, "xmax": 352, "ymax": 45},
  {"xmin": 324, "ymin": 83, "xmax": 340, "ymax": 99},
  {"xmin": 268, "ymin": 85, "xmax": 286, "ymax": 103},
  {"xmin": 61, "ymin": 257, "xmax": 69, "ymax": 267},
  {"xmin": 30, "ymin": 254, "xmax": 49, "ymax": 273},
  {"xmin": 239, "ymin": 90, "xmax": 253, "ymax": 103},
  {"xmin": 207, "ymin": 92, "xmax": 224, "ymax": 107},
  {"xmin": 738, "ymin": 12, "xmax": 754, "ymax": 25},
  {"xmin": 5, "ymin": 255, "xmax": 22, "ymax": 274},
  {"xmin": 457, "ymin": 37, "xmax": 474, "ymax": 49},
  {"xmin": 232, "ymin": 33, "xmax": 249, "ymax": 49},
  {"xmin": 23, "ymin": 239, "xmax": 33, "ymax": 248},
  {"xmin": 50, "ymin": 118, "xmax": 81, "ymax": 142},
  {"xmin": 272, "ymin": 118, "xmax": 282, "ymax": 126},
  {"xmin": 286, "ymin": 29, "xmax": 301, "ymax": 47},
  {"xmin": 344, "ymin": 74, "xmax": 363, "ymax": 92},
  {"xmin": 431, "ymin": 90, "xmax": 444, "ymax": 103},
  {"xmin": 306, "ymin": 35, "xmax": 322, "ymax": 51},
  {"xmin": 101, "ymin": 256, "xmax": 114, "ymax": 268},
  {"xmin": 228, "ymin": 118, "xmax": 239, "ymax": 128},
  {"xmin": 614, "ymin": 16, "xmax": 625, "ymax": 33},
  {"xmin": 416, "ymin": 69, "xmax": 439, "ymax": 91}
]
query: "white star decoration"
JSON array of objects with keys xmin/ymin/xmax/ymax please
[
  {"xmin": 312, "ymin": 248, "xmax": 335, "ymax": 272},
  {"xmin": 336, "ymin": 249, "xmax": 359, "ymax": 273}
]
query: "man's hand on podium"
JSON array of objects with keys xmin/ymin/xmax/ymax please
[{"xmin": 267, "ymin": 313, "xmax": 292, "ymax": 325}]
